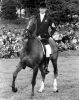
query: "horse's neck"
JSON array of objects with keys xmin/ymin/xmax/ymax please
[
  {"xmin": 27, "ymin": 37, "xmax": 35, "ymax": 46},
  {"xmin": 26, "ymin": 16, "xmax": 37, "ymax": 36},
  {"xmin": 28, "ymin": 37, "xmax": 35, "ymax": 41},
  {"xmin": 24, "ymin": 37, "xmax": 37, "ymax": 54}
]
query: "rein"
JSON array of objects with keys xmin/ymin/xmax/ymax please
[{"xmin": 36, "ymin": 38, "xmax": 46, "ymax": 56}]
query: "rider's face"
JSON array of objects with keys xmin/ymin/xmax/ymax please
[{"xmin": 39, "ymin": 8, "xmax": 47, "ymax": 14}]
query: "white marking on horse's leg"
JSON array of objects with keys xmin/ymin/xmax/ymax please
[
  {"xmin": 53, "ymin": 78, "xmax": 58, "ymax": 92},
  {"xmin": 38, "ymin": 81, "xmax": 44, "ymax": 93}
]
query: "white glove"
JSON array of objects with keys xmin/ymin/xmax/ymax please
[
  {"xmin": 52, "ymin": 23, "xmax": 55, "ymax": 28},
  {"xmin": 38, "ymin": 35, "xmax": 41, "ymax": 39}
]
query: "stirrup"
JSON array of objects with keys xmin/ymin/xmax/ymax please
[{"xmin": 44, "ymin": 68, "xmax": 50, "ymax": 74}]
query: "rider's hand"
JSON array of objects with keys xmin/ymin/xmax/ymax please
[
  {"xmin": 38, "ymin": 35, "xmax": 41, "ymax": 40},
  {"xmin": 52, "ymin": 23, "xmax": 55, "ymax": 28}
]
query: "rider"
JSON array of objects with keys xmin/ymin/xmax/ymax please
[{"xmin": 36, "ymin": 2, "xmax": 56, "ymax": 74}]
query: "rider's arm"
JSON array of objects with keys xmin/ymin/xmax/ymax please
[
  {"xmin": 51, "ymin": 23, "xmax": 56, "ymax": 35},
  {"xmin": 48, "ymin": 16, "xmax": 56, "ymax": 36}
]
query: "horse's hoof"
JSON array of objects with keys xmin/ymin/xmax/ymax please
[
  {"xmin": 31, "ymin": 92, "xmax": 34, "ymax": 97},
  {"xmin": 12, "ymin": 87, "xmax": 17, "ymax": 92},
  {"xmin": 53, "ymin": 89, "xmax": 59, "ymax": 93},
  {"xmin": 38, "ymin": 90, "xmax": 42, "ymax": 93},
  {"xmin": 38, "ymin": 89, "xmax": 44, "ymax": 93}
]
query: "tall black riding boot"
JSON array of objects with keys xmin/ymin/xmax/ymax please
[{"xmin": 45, "ymin": 57, "xmax": 50, "ymax": 74}]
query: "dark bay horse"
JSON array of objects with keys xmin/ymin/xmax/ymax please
[{"xmin": 12, "ymin": 16, "xmax": 58, "ymax": 96}]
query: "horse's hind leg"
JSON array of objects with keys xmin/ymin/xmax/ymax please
[
  {"xmin": 38, "ymin": 65, "xmax": 45, "ymax": 93},
  {"xmin": 12, "ymin": 62, "xmax": 22, "ymax": 92},
  {"xmin": 31, "ymin": 67, "xmax": 38, "ymax": 96},
  {"xmin": 51, "ymin": 58, "xmax": 58, "ymax": 92}
]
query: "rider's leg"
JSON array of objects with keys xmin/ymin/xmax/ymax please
[
  {"xmin": 44, "ymin": 44, "xmax": 51, "ymax": 74},
  {"xmin": 45, "ymin": 57, "xmax": 50, "ymax": 74}
]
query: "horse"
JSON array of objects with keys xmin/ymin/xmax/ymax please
[{"xmin": 12, "ymin": 15, "xmax": 58, "ymax": 97}]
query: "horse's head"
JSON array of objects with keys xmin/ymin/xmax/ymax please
[{"xmin": 23, "ymin": 16, "xmax": 37, "ymax": 39}]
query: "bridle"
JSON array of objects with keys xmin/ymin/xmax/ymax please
[{"xmin": 23, "ymin": 16, "xmax": 37, "ymax": 38}]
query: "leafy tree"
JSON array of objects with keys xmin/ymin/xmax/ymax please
[
  {"xmin": 45, "ymin": 0, "xmax": 79, "ymax": 23},
  {"xmin": 2, "ymin": 0, "xmax": 79, "ymax": 23},
  {"xmin": 1, "ymin": 0, "xmax": 17, "ymax": 19}
]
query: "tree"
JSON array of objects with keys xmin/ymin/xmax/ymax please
[
  {"xmin": 1, "ymin": 0, "xmax": 17, "ymax": 19},
  {"xmin": 45, "ymin": 0, "xmax": 79, "ymax": 23}
]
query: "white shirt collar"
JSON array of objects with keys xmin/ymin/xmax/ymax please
[{"xmin": 40, "ymin": 13, "xmax": 45, "ymax": 22}]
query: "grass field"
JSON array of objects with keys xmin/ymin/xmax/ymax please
[
  {"xmin": 0, "ymin": 18, "xmax": 79, "ymax": 100},
  {"xmin": 0, "ymin": 55, "xmax": 79, "ymax": 100}
]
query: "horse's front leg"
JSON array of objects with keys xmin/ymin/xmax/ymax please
[
  {"xmin": 38, "ymin": 65, "xmax": 45, "ymax": 93},
  {"xmin": 12, "ymin": 62, "xmax": 22, "ymax": 92},
  {"xmin": 31, "ymin": 67, "xmax": 38, "ymax": 96}
]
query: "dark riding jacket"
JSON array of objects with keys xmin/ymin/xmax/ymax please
[{"xmin": 36, "ymin": 13, "xmax": 56, "ymax": 39}]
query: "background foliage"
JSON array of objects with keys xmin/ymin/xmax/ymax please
[
  {"xmin": 1, "ymin": 0, "xmax": 17, "ymax": 19},
  {"xmin": 1, "ymin": 0, "xmax": 79, "ymax": 23}
]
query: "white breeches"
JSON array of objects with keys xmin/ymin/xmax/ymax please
[{"xmin": 45, "ymin": 44, "xmax": 51, "ymax": 57}]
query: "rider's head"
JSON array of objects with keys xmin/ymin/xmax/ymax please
[{"xmin": 39, "ymin": 2, "xmax": 47, "ymax": 14}]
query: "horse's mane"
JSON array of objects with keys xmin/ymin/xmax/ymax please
[
  {"xmin": 22, "ymin": 15, "xmax": 37, "ymax": 39},
  {"xmin": 26, "ymin": 15, "xmax": 37, "ymax": 37}
]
